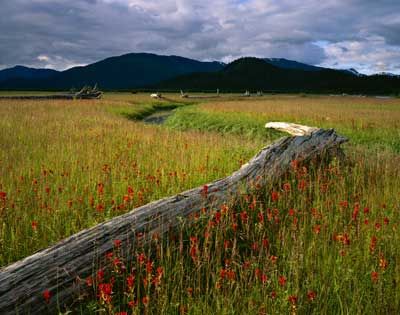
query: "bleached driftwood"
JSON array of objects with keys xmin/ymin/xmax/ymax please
[
  {"xmin": 150, "ymin": 93, "xmax": 162, "ymax": 99},
  {"xmin": 265, "ymin": 122, "xmax": 319, "ymax": 136},
  {"xmin": 0, "ymin": 123, "xmax": 347, "ymax": 314}
]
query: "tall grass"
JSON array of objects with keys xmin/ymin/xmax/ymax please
[
  {"xmin": 73, "ymin": 150, "xmax": 400, "ymax": 314},
  {"xmin": 0, "ymin": 96, "xmax": 261, "ymax": 265},
  {"xmin": 1, "ymin": 93, "xmax": 399, "ymax": 314},
  {"xmin": 167, "ymin": 95, "xmax": 400, "ymax": 152}
]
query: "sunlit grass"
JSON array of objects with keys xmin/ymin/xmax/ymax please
[
  {"xmin": 0, "ymin": 95, "xmax": 262, "ymax": 265},
  {"xmin": 1, "ymin": 93, "xmax": 399, "ymax": 314}
]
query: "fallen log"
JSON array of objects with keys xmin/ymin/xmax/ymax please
[
  {"xmin": 0, "ymin": 123, "xmax": 347, "ymax": 314},
  {"xmin": 265, "ymin": 121, "xmax": 319, "ymax": 136}
]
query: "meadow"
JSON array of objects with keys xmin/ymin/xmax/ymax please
[{"xmin": 0, "ymin": 93, "xmax": 399, "ymax": 314}]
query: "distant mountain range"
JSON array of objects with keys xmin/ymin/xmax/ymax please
[
  {"xmin": 0, "ymin": 65, "xmax": 59, "ymax": 83},
  {"xmin": 157, "ymin": 57, "xmax": 400, "ymax": 94},
  {"xmin": 0, "ymin": 53, "xmax": 399, "ymax": 94},
  {"xmin": 0, "ymin": 53, "xmax": 223, "ymax": 90}
]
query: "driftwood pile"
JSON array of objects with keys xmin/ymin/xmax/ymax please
[
  {"xmin": 0, "ymin": 123, "xmax": 347, "ymax": 314},
  {"xmin": 73, "ymin": 85, "xmax": 103, "ymax": 99}
]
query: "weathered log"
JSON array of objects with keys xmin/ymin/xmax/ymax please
[
  {"xmin": 0, "ymin": 124, "xmax": 347, "ymax": 314},
  {"xmin": 265, "ymin": 122, "xmax": 319, "ymax": 136}
]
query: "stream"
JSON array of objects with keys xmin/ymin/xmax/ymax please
[{"xmin": 142, "ymin": 109, "xmax": 175, "ymax": 125}]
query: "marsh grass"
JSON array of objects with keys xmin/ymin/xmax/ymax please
[
  {"xmin": 0, "ymin": 95, "xmax": 261, "ymax": 265},
  {"xmin": 0, "ymin": 93, "xmax": 399, "ymax": 314},
  {"xmin": 74, "ymin": 150, "xmax": 400, "ymax": 314}
]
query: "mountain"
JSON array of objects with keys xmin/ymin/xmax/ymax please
[
  {"xmin": 375, "ymin": 72, "xmax": 400, "ymax": 77},
  {"xmin": 0, "ymin": 66, "xmax": 58, "ymax": 83},
  {"xmin": 157, "ymin": 57, "xmax": 400, "ymax": 94},
  {"xmin": 0, "ymin": 53, "xmax": 224, "ymax": 90},
  {"xmin": 341, "ymin": 68, "xmax": 365, "ymax": 77},
  {"xmin": 1, "ymin": 53, "xmax": 398, "ymax": 93},
  {"xmin": 264, "ymin": 58, "xmax": 323, "ymax": 72}
]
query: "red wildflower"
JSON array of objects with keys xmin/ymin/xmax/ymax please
[
  {"xmin": 278, "ymin": 275, "xmax": 287, "ymax": 287},
  {"xmin": 0, "ymin": 191, "xmax": 6, "ymax": 201},
  {"xmin": 270, "ymin": 255, "xmax": 278, "ymax": 264},
  {"xmin": 384, "ymin": 217, "xmax": 389, "ymax": 225},
  {"xmin": 157, "ymin": 266, "xmax": 164, "ymax": 277},
  {"xmin": 187, "ymin": 287, "xmax": 194, "ymax": 297},
  {"xmin": 240, "ymin": 211, "xmax": 248, "ymax": 223},
  {"xmin": 257, "ymin": 212, "xmax": 264, "ymax": 223},
  {"xmin": 375, "ymin": 222, "xmax": 382, "ymax": 231},
  {"xmin": 363, "ymin": 207, "xmax": 369, "ymax": 214},
  {"xmin": 271, "ymin": 191, "xmax": 279, "ymax": 202},
  {"xmin": 146, "ymin": 260, "xmax": 153, "ymax": 274},
  {"xmin": 261, "ymin": 273, "xmax": 268, "ymax": 284},
  {"xmin": 242, "ymin": 261, "xmax": 251, "ymax": 269},
  {"xmin": 371, "ymin": 271, "xmax": 379, "ymax": 283},
  {"xmin": 97, "ymin": 269, "xmax": 105, "ymax": 282},
  {"xmin": 313, "ymin": 224, "xmax": 321, "ymax": 235},
  {"xmin": 115, "ymin": 312, "xmax": 128, "ymax": 315},
  {"xmin": 97, "ymin": 183, "xmax": 104, "ymax": 195},
  {"xmin": 96, "ymin": 203, "xmax": 104, "ymax": 212},
  {"xmin": 42, "ymin": 289, "xmax": 51, "ymax": 304},
  {"xmin": 214, "ymin": 211, "xmax": 221, "ymax": 224},
  {"xmin": 352, "ymin": 203, "xmax": 360, "ymax": 220},
  {"xmin": 334, "ymin": 233, "xmax": 350, "ymax": 245},
  {"xmin": 379, "ymin": 257, "xmax": 388, "ymax": 270},
  {"xmin": 113, "ymin": 257, "xmax": 122, "ymax": 268},
  {"xmin": 288, "ymin": 208, "xmax": 295, "ymax": 216},
  {"xmin": 288, "ymin": 295, "xmax": 298, "ymax": 305},
  {"xmin": 339, "ymin": 200, "xmax": 348, "ymax": 208},
  {"xmin": 224, "ymin": 240, "xmax": 231, "ymax": 250},
  {"xmin": 113, "ymin": 239, "xmax": 122, "ymax": 248},
  {"xmin": 128, "ymin": 300, "xmax": 138, "ymax": 308},
  {"xmin": 142, "ymin": 296, "xmax": 149, "ymax": 306},
  {"xmin": 126, "ymin": 274, "xmax": 135, "ymax": 290},
  {"xmin": 190, "ymin": 236, "xmax": 198, "ymax": 244},
  {"xmin": 369, "ymin": 236, "xmax": 377, "ymax": 253},
  {"xmin": 86, "ymin": 276, "xmax": 93, "ymax": 287},
  {"xmin": 262, "ymin": 238, "xmax": 269, "ymax": 248},
  {"xmin": 307, "ymin": 290, "xmax": 317, "ymax": 301},
  {"xmin": 98, "ymin": 283, "xmax": 113, "ymax": 303},
  {"xmin": 201, "ymin": 185, "xmax": 208, "ymax": 198},
  {"xmin": 31, "ymin": 220, "xmax": 38, "ymax": 231},
  {"xmin": 271, "ymin": 291, "xmax": 277, "ymax": 299},
  {"xmin": 137, "ymin": 253, "xmax": 146, "ymax": 265},
  {"xmin": 283, "ymin": 183, "xmax": 291, "ymax": 192},
  {"xmin": 232, "ymin": 223, "xmax": 238, "ymax": 232},
  {"xmin": 298, "ymin": 179, "xmax": 307, "ymax": 191}
]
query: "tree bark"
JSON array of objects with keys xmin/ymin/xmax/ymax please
[{"xmin": 0, "ymin": 124, "xmax": 347, "ymax": 314}]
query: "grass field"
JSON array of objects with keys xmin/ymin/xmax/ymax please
[{"xmin": 1, "ymin": 93, "xmax": 399, "ymax": 314}]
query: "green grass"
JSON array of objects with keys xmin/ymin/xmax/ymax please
[
  {"xmin": 0, "ymin": 93, "xmax": 399, "ymax": 314},
  {"xmin": 165, "ymin": 97, "xmax": 400, "ymax": 153},
  {"xmin": 73, "ymin": 149, "xmax": 400, "ymax": 314}
]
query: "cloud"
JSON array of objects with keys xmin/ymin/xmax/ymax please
[{"xmin": 0, "ymin": 0, "xmax": 399, "ymax": 74}]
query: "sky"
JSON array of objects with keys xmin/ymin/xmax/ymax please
[{"xmin": 1, "ymin": 0, "xmax": 400, "ymax": 74}]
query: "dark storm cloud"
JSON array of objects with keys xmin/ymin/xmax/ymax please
[{"xmin": 0, "ymin": 0, "xmax": 400, "ymax": 74}]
